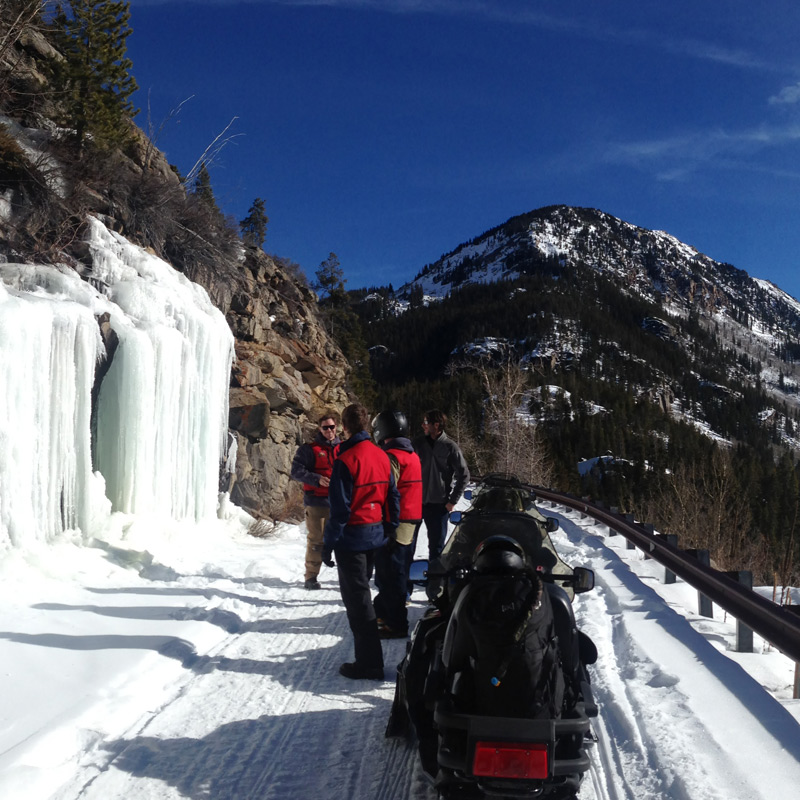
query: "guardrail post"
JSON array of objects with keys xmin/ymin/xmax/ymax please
[
  {"xmin": 642, "ymin": 523, "xmax": 655, "ymax": 559},
  {"xmin": 725, "ymin": 570, "xmax": 754, "ymax": 652},
  {"xmin": 656, "ymin": 533, "xmax": 678, "ymax": 583},
  {"xmin": 786, "ymin": 607, "xmax": 800, "ymax": 699},
  {"xmin": 609, "ymin": 507, "xmax": 618, "ymax": 536},
  {"xmin": 623, "ymin": 514, "xmax": 636, "ymax": 549},
  {"xmin": 686, "ymin": 549, "xmax": 713, "ymax": 617}
]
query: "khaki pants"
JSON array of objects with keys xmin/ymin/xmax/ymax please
[{"xmin": 305, "ymin": 505, "xmax": 330, "ymax": 581}]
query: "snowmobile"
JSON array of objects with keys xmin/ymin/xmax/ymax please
[{"xmin": 386, "ymin": 475, "xmax": 598, "ymax": 800}]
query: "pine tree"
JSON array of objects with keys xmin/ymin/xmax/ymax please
[
  {"xmin": 49, "ymin": 0, "xmax": 138, "ymax": 149},
  {"xmin": 239, "ymin": 197, "xmax": 268, "ymax": 248},
  {"xmin": 314, "ymin": 252, "xmax": 346, "ymax": 304},
  {"xmin": 193, "ymin": 162, "xmax": 220, "ymax": 214}
]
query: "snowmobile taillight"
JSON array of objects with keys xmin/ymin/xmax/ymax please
[{"xmin": 472, "ymin": 741, "xmax": 549, "ymax": 779}]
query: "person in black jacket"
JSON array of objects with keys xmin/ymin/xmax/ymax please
[
  {"xmin": 412, "ymin": 408, "xmax": 470, "ymax": 561},
  {"xmin": 290, "ymin": 410, "xmax": 341, "ymax": 590},
  {"xmin": 322, "ymin": 404, "xmax": 400, "ymax": 680}
]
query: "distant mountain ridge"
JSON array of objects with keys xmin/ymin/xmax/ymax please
[{"xmin": 401, "ymin": 205, "xmax": 800, "ymax": 338}]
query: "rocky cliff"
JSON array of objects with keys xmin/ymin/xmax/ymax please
[{"xmin": 214, "ymin": 249, "xmax": 350, "ymax": 520}]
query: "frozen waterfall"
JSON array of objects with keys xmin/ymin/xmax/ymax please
[{"xmin": 0, "ymin": 217, "xmax": 235, "ymax": 550}]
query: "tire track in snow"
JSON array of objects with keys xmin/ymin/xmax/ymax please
[
  {"xmin": 58, "ymin": 578, "xmax": 430, "ymax": 800},
  {"xmin": 553, "ymin": 511, "xmax": 777, "ymax": 800}
]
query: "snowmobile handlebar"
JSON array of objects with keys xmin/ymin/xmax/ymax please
[{"xmin": 414, "ymin": 560, "xmax": 595, "ymax": 594}]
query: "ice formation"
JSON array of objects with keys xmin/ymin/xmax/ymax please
[{"xmin": 0, "ymin": 217, "xmax": 234, "ymax": 549}]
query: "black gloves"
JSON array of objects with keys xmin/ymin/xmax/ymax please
[{"xmin": 322, "ymin": 546, "xmax": 335, "ymax": 568}]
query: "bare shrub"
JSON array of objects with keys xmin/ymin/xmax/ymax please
[
  {"xmin": 477, "ymin": 354, "xmax": 555, "ymax": 487},
  {"xmin": 247, "ymin": 519, "xmax": 277, "ymax": 539},
  {"xmin": 448, "ymin": 399, "xmax": 491, "ymax": 478},
  {"xmin": 255, "ymin": 480, "xmax": 305, "ymax": 531},
  {"xmin": 639, "ymin": 447, "xmax": 765, "ymax": 576}
]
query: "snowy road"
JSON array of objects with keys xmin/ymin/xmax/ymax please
[
  {"xmin": 43, "ymin": 578, "xmax": 435, "ymax": 800},
  {"xmin": 2, "ymin": 506, "xmax": 799, "ymax": 799}
]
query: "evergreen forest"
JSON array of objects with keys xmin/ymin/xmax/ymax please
[{"xmin": 322, "ymin": 258, "xmax": 800, "ymax": 593}]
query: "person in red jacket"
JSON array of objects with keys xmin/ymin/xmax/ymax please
[
  {"xmin": 322, "ymin": 403, "xmax": 400, "ymax": 680},
  {"xmin": 290, "ymin": 410, "xmax": 341, "ymax": 590},
  {"xmin": 371, "ymin": 409, "xmax": 422, "ymax": 639}
]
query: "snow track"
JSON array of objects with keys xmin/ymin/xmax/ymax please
[
  {"xmin": 554, "ymin": 509, "xmax": 800, "ymax": 800},
  {"xmin": 44, "ymin": 564, "xmax": 435, "ymax": 800},
  {"xmin": 6, "ymin": 520, "xmax": 800, "ymax": 800}
]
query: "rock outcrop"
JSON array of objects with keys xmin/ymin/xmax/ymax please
[{"xmin": 204, "ymin": 248, "xmax": 351, "ymax": 520}]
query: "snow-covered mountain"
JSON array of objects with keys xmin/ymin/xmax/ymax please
[
  {"xmin": 402, "ymin": 205, "xmax": 800, "ymax": 330},
  {"xmin": 383, "ymin": 205, "xmax": 800, "ymax": 448}
]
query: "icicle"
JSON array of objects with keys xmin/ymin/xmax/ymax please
[
  {"xmin": 0, "ymin": 271, "xmax": 102, "ymax": 548},
  {"xmin": 0, "ymin": 216, "xmax": 235, "ymax": 551},
  {"xmin": 86, "ymin": 218, "xmax": 234, "ymax": 522}
]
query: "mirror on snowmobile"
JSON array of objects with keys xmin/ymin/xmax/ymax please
[
  {"xmin": 571, "ymin": 566, "xmax": 595, "ymax": 594},
  {"xmin": 545, "ymin": 517, "xmax": 559, "ymax": 532},
  {"xmin": 449, "ymin": 510, "xmax": 462, "ymax": 524},
  {"xmin": 408, "ymin": 559, "xmax": 429, "ymax": 585}
]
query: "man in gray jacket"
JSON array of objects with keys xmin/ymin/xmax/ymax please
[{"xmin": 412, "ymin": 408, "xmax": 470, "ymax": 561}]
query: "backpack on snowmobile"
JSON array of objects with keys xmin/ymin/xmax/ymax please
[
  {"xmin": 443, "ymin": 565, "xmax": 565, "ymax": 720},
  {"xmin": 442, "ymin": 536, "xmax": 564, "ymax": 719}
]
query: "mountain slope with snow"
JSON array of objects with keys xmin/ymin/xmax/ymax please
[
  {"xmin": 398, "ymin": 205, "xmax": 800, "ymax": 413},
  {"xmin": 402, "ymin": 205, "xmax": 800, "ymax": 322}
]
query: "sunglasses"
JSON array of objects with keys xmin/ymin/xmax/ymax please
[{"xmin": 321, "ymin": 424, "xmax": 336, "ymax": 431}]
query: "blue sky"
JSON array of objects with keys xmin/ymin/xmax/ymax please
[{"xmin": 126, "ymin": 0, "xmax": 800, "ymax": 297}]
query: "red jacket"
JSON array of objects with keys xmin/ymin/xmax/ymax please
[
  {"xmin": 303, "ymin": 441, "xmax": 338, "ymax": 497},
  {"xmin": 336, "ymin": 437, "xmax": 392, "ymax": 525},
  {"xmin": 388, "ymin": 446, "xmax": 423, "ymax": 523}
]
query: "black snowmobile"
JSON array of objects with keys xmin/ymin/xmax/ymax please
[{"xmin": 386, "ymin": 475, "xmax": 598, "ymax": 800}]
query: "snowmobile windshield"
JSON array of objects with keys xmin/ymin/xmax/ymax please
[{"xmin": 440, "ymin": 512, "xmax": 558, "ymax": 573}]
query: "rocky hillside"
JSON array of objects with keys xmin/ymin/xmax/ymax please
[
  {"xmin": 406, "ymin": 205, "xmax": 800, "ymax": 325},
  {"xmin": 0, "ymin": 14, "xmax": 351, "ymax": 521},
  {"xmin": 399, "ymin": 205, "xmax": 800, "ymax": 417},
  {"xmin": 221, "ymin": 249, "xmax": 350, "ymax": 518}
]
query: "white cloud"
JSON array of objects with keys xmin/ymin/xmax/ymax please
[
  {"xmin": 769, "ymin": 83, "xmax": 800, "ymax": 105},
  {"xmin": 604, "ymin": 124, "xmax": 800, "ymax": 181}
]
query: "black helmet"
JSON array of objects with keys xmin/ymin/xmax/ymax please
[
  {"xmin": 371, "ymin": 410, "xmax": 409, "ymax": 445},
  {"xmin": 472, "ymin": 535, "xmax": 527, "ymax": 575}
]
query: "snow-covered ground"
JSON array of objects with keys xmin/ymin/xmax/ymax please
[{"xmin": 1, "ymin": 496, "xmax": 799, "ymax": 800}]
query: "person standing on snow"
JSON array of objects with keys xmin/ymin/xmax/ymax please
[
  {"xmin": 412, "ymin": 408, "xmax": 470, "ymax": 561},
  {"xmin": 290, "ymin": 410, "xmax": 341, "ymax": 590},
  {"xmin": 371, "ymin": 410, "xmax": 422, "ymax": 639},
  {"xmin": 322, "ymin": 403, "xmax": 400, "ymax": 680}
]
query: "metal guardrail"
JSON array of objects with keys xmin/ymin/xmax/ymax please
[{"xmin": 530, "ymin": 486, "xmax": 800, "ymax": 666}]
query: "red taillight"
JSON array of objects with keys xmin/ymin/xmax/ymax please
[{"xmin": 472, "ymin": 741, "xmax": 549, "ymax": 779}]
